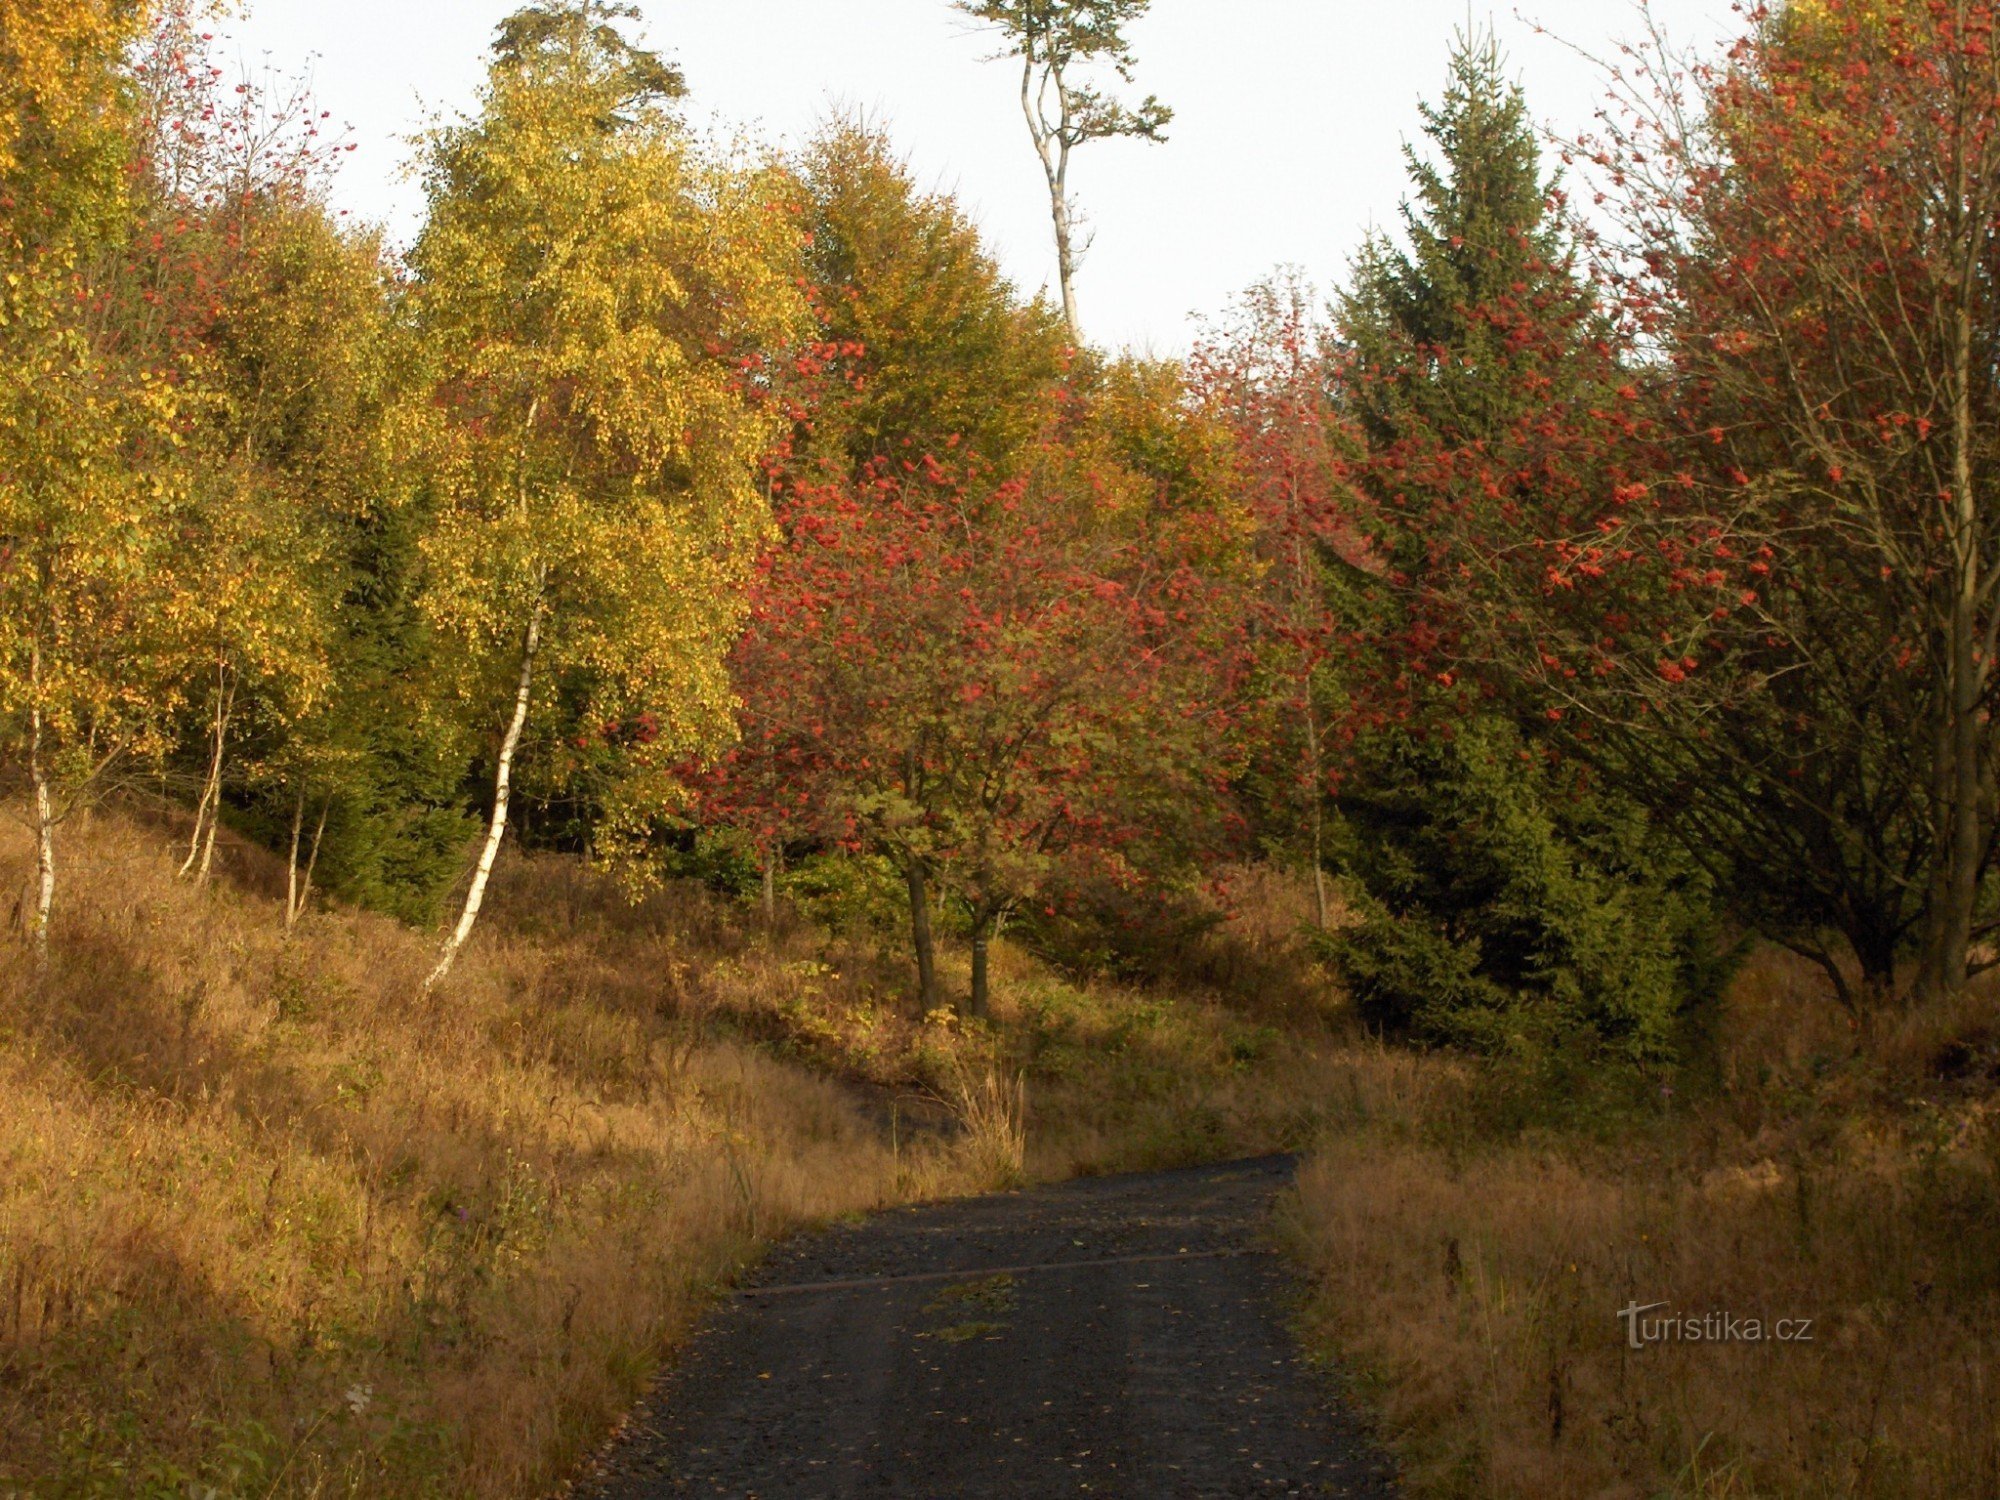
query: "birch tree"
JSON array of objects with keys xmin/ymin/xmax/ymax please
[
  {"xmin": 410, "ymin": 1, "xmax": 809, "ymax": 990},
  {"xmin": 954, "ymin": 0, "xmax": 1170, "ymax": 341},
  {"xmin": 124, "ymin": 12, "xmax": 362, "ymax": 891},
  {"xmin": 0, "ymin": 0, "xmax": 187, "ymax": 959}
]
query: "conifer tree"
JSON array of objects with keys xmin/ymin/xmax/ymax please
[{"xmin": 1331, "ymin": 31, "xmax": 1712, "ymax": 1058}]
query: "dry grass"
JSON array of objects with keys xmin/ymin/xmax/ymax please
[
  {"xmin": 670, "ymin": 872, "xmax": 1354, "ymax": 1181},
  {"xmin": 938, "ymin": 1056, "xmax": 1027, "ymax": 1189},
  {"xmin": 0, "ymin": 815, "xmax": 1345, "ymax": 1497},
  {"xmin": 1286, "ymin": 950, "xmax": 2000, "ymax": 1498},
  {"xmin": 0, "ymin": 812, "xmax": 984, "ymax": 1498}
]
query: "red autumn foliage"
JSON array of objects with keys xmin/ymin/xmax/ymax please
[{"xmin": 697, "ymin": 433, "xmax": 1238, "ymax": 1016}]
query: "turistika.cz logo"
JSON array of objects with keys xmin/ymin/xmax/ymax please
[{"xmin": 1616, "ymin": 1301, "xmax": 1815, "ymax": 1350}]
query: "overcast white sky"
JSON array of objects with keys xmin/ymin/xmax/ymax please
[{"xmin": 215, "ymin": 0, "xmax": 1735, "ymax": 353}]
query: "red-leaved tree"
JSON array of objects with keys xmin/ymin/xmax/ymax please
[
  {"xmin": 1383, "ymin": 1, "xmax": 2000, "ymax": 1003},
  {"xmin": 1189, "ymin": 275, "xmax": 1373, "ymax": 929},
  {"xmin": 704, "ymin": 439, "xmax": 1233, "ymax": 1018}
]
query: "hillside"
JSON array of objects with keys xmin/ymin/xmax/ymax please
[{"xmin": 0, "ymin": 809, "xmax": 1340, "ymax": 1495}]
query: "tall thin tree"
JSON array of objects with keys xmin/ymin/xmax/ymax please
[{"xmin": 954, "ymin": 0, "xmax": 1170, "ymax": 341}]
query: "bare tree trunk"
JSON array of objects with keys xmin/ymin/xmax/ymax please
[
  {"xmin": 1919, "ymin": 696, "xmax": 1954, "ymax": 999},
  {"xmin": 1050, "ymin": 183, "xmax": 1078, "ymax": 342},
  {"xmin": 904, "ymin": 859, "xmax": 941, "ymax": 1013},
  {"xmin": 425, "ymin": 600, "xmax": 543, "ymax": 994},
  {"xmin": 27, "ymin": 658, "xmax": 55, "ymax": 966},
  {"xmin": 179, "ymin": 753, "xmax": 217, "ymax": 878},
  {"xmin": 197, "ymin": 782, "xmax": 223, "ymax": 886},
  {"xmin": 286, "ymin": 786, "xmax": 304, "ymax": 928},
  {"xmin": 1020, "ymin": 51, "xmax": 1079, "ymax": 342},
  {"xmin": 285, "ymin": 788, "xmax": 330, "ymax": 932},
  {"xmin": 969, "ymin": 912, "xmax": 998, "ymax": 1021},
  {"xmin": 1303, "ymin": 682, "xmax": 1329, "ymax": 932},
  {"xmin": 180, "ymin": 664, "xmax": 234, "ymax": 885},
  {"xmin": 761, "ymin": 840, "xmax": 777, "ymax": 931},
  {"xmin": 295, "ymin": 796, "xmax": 329, "ymax": 931},
  {"xmin": 1937, "ymin": 247, "xmax": 1987, "ymax": 995}
]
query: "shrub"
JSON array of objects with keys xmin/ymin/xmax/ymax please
[{"xmin": 1325, "ymin": 716, "xmax": 1724, "ymax": 1062}]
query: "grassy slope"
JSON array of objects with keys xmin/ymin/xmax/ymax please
[
  {"xmin": 1285, "ymin": 950, "xmax": 2000, "ymax": 1499},
  {"xmin": 0, "ymin": 812, "xmax": 1344, "ymax": 1498}
]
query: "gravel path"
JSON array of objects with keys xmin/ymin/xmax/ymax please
[{"xmin": 585, "ymin": 1155, "xmax": 1397, "ymax": 1498}]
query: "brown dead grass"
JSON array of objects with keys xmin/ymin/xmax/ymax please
[
  {"xmin": 0, "ymin": 816, "xmax": 1346, "ymax": 1497},
  {"xmin": 0, "ymin": 812, "xmax": 980, "ymax": 1498},
  {"xmin": 1287, "ymin": 949, "xmax": 2000, "ymax": 1498},
  {"xmin": 657, "ymin": 863, "xmax": 1354, "ymax": 1181}
]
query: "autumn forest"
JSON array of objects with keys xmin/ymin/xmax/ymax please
[{"xmin": 3, "ymin": 0, "xmax": 2000, "ymax": 1496}]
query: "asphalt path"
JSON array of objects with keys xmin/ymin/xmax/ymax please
[{"xmin": 586, "ymin": 1155, "xmax": 1397, "ymax": 1498}]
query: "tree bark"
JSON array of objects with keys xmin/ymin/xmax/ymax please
[
  {"xmin": 180, "ymin": 663, "xmax": 234, "ymax": 886},
  {"xmin": 1020, "ymin": 49, "xmax": 1079, "ymax": 342},
  {"xmin": 1935, "ymin": 227, "xmax": 1987, "ymax": 995},
  {"xmin": 285, "ymin": 788, "xmax": 330, "ymax": 932},
  {"xmin": 424, "ymin": 598, "xmax": 543, "ymax": 994},
  {"xmin": 196, "ymin": 782, "xmax": 223, "ymax": 886},
  {"xmin": 299, "ymin": 795, "xmax": 329, "ymax": 926},
  {"xmin": 969, "ymin": 915, "xmax": 994, "ymax": 1021},
  {"xmin": 27, "ymin": 663, "xmax": 55, "ymax": 966},
  {"xmin": 1050, "ymin": 180, "xmax": 1078, "ymax": 342},
  {"xmin": 761, "ymin": 839, "xmax": 778, "ymax": 932},
  {"xmin": 904, "ymin": 858, "xmax": 941, "ymax": 1013},
  {"xmin": 286, "ymin": 787, "xmax": 304, "ymax": 928},
  {"xmin": 1303, "ymin": 679, "xmax": 1329, "ymax": 932},
  {"xmin": 1919, "ymin": 694, "xmax": 1955, "ymax": 999}
]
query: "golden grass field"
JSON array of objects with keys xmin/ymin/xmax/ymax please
[{"xmin": 0, "ymin": 811, "xmax": 1346, "ymax": 1497}]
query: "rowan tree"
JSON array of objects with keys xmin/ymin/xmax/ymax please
[
  {"xmin": 710, "ymin": 429, "xmax": 1234, "ymax": 1017},
  {"xmin": 101, "ymin": 11, "xmax": 401, "ymax": 900},
  {"xmin": 408, "ymin": 0, "xmax": 810, "ymax": 988},
  {"xmin": 1420, "ymin": 0, "xmax": 2000, "ymax": 1004},
  {"xmin": 1189, "ymin": 275, "xmax": 1365, "ymax": 930}
]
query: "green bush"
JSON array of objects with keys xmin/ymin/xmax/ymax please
[
  {"xmin": 778, "ymin": 850, "xmax": 911, "ymax": 937},
  {"xmin": 1013, "ymin": 865, "xmax": 1221, "ymax": 987},
  {"xmin": 1324, "ymin": 716, "xmax": 1724, "ymax": 1063}
]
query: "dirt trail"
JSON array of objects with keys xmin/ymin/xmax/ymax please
[{"xmin": 585, "ymin": 1155, "xmax": 1397, "ymax": 1498}]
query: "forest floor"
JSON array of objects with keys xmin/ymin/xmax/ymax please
[{"xmin": 581, "ymin": 1154, "xmax": 1395, "ymax": 1499}]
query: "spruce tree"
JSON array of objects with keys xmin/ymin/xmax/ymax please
[{"xmin": 1329, "ymin": 31, "xmax": 1717, "ymax": 1065}]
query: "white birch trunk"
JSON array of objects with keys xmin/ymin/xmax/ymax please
[
  {"xmin": 289, "ymin": 795, "xmax": 329, "ymax": 932},
  {"xmin": 197, "ymin": 788, "xmax": 222, "ymax": 886},
  {"xmin": 285, "ymin": 788, "xmax": 307, "ymax": 931},
  {"xmin": 180, "ymin": 666, "xmax": 233, "ymax": 884},
  {"xmin": 179, "ymin": 759, "xmax": 217, "ymax": 878},
  {"xmin": 28, "ymin": 688, "xmax": 55, "ymax": 966},
  {"xmin": 423, "ymin": 601, "xmax": 543, "ymax": 993}
]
